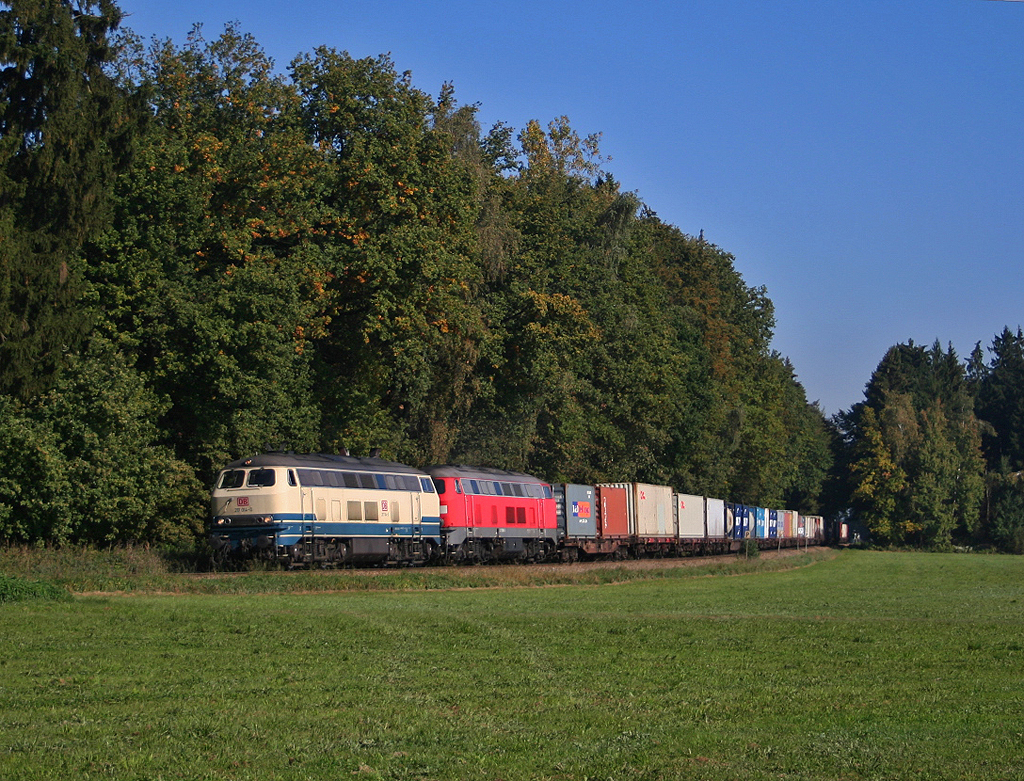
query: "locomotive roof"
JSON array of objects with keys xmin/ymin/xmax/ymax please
[
  {"xmin": 222, "ymin": 452, "xmax": 426, "ymax": 475},
  {"xmin": 425, "ymin": 464, "xmax": 549, "ymax": 483}
]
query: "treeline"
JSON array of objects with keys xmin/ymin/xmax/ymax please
[
  {"xmin": 832, "ymin": 334, "xmax": 1024, "ymax": 553},
  {"xmin": 0, "ymin": 2, "xmax": 831, "ymax": 545}
]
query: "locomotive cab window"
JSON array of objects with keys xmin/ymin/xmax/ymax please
[
  {"xmin": 247, "ymin": 469, "xmax": 276, "ymax": 487},
  {"xmin": 218, "ymin": 470, "xmax": 245, "ymax": 489}
]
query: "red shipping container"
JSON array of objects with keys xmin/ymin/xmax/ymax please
[{"xmin": 598, "ymin": 485, "xmax": 629, "ymax": 538}]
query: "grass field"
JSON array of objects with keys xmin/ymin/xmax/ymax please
[{"xmin": 2, "ymin": 549, "xmax": 1023, "ymax": 780}]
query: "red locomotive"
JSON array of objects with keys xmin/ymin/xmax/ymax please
[{"xmin": 427, "ymin": 465, "xmax": 559, "ymax": 563}]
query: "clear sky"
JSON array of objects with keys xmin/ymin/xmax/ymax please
[{"xmin": 119, "ymin": 0, "xmax": 1023, "ymax": 415}]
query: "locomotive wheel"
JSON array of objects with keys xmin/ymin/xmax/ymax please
[{"xmin": 331, "ymin": 541, "xmax": 350, "ymax": 565}]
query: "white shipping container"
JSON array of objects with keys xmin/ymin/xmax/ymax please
[
  {"xmin": 676, "ymin": 493, "xmax": 705, "ymax": 537},
  {"xmin": 633, "ymin": 483, "xmax": 674, "ymax": 537},
  {"xmin": 805, "ymin": 514, "xmax": 823, "ymax": 539},
  {"xmin": 706, "ymin": 497, "xmax": 726, "ymax": 538}
]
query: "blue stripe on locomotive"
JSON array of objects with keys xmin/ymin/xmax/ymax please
[{"xmin": 217, "ymin": 516, "xmax": 443, "ymax": 549}]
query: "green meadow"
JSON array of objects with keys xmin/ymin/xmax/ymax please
[{"xmin": 2, "ymin": 550, "xmax": 1023, "ymax": 780}]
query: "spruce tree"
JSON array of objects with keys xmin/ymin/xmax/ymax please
[{"xmin": 0, "ymin": 0, "xmax": 133, "ymax": 396}]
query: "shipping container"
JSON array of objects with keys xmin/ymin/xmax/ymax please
[
  {"xmin": 633, "ymin": 483, "xmax": 675, "ymax": 537},
  {"xmin": 706, "ymin": 497, "xmax": 726, "ymax": 538},
  {"xmin": 768, "ymin": 508, "xmax": 779, "ymax": 539},
  {"xmin": 597, "ymin": 485, "xmax": 629, "ymax": 538},
  {"xmin": 755, "ymin": 507, "xmax": 767, "ymax": 539},
  {"xmin": 728, "ymin": 503, "xmax": 752, "ymax": 539},
  {"xmin": 554, "ymin": 483, "xmax": 597, "ymax": 539},
  {"xmin": 782, "ymin": 510, "xmax": 796, "ymax": 538},
  {"xmin": 675, "ymin": 493, "xmax": 705, "ymax": 538},
  {"xmin": 804, "ymin": 514, "xmax": 823, "ymax": 540},
  {"xmin": 724, "ymin": 502, "xmax": 737, "ymax": 539},
  {"xmin": 599, "ymin": 483, "xmax": 674, "ymax": 537}
]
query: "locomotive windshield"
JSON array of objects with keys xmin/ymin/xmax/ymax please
[
  {"xmin": 217, "ymin": 470, "xmax": 245, "ymax": 489},
  {"xmin": 217, "ymin": 468, "xmax": 276, "ymax": 488},
  {"xmin": 247, "ymin": 469, "xmax": 276, "ymax": 487}
]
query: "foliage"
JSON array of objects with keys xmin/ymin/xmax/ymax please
[
  {"xmin": 0, "ymin": 0, "xmax": 139, "ymax": 396},
  {"xmin": 0, "ymin": 338, "xmax": 206, "ymax": 544},
  {"xmin": 291, "ymin": 50, "xmax": 486, "ymax": 465},
  {"xmin": 842, "ymin": 341, "xmax": 987, "ymax": 548},
  {"xmin": 988, "ymin": 473, "xmax": 1024, "ymax": 554},
  {"xmin": 1, "ymin": 9, "xmax": 834, "ymax": 545},
  {"xmin": 94, "ymin": 24, "xmax": 329, "ymax": 478},
  {"xmin": 0, "ymin": 574, "xmax": 69, "ymax": 603},
  {"xmin": 974, "ymin": 327, "xmax": 1024, "ymax": 472}
]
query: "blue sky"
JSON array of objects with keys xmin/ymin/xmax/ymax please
[{"xmin": 121, "ymin": 0, "xmax": 1023, "ymax": 415}]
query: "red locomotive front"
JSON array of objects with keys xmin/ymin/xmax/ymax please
[{"xmin": 427, "ymin": 465, "xmax": 558, "ymax": 563}]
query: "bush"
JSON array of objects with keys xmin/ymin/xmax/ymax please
[{"xmin": 0, "ymin": 575, "xmax": 70, "ymax": 604}]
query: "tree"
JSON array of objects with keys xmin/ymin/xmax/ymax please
[
  {"xmin": 849, "ymin": 400, "xmax": 911, "ymax": 543},
  {"xmin": 989, "ymin": 472, "xmax": 1024, "ymax": 554},
  {"xmin": 975, "ymin": 327, "xmax": 1024, "ymax": 472},
  {"xmin": 292, "ymin": 50, "xmax": 486, "ymax": 464},
  {"xmin": 845, "ymin": 341, "xmax": 984, "ymax": 547},
  {"xmin": 0, "ymin": 0, "xmax": 137, "ymax": 396},
  {"xmin": 0, "ymin": 337, "xmax": 205, "ymax": 544},
  {"xmin": 95, "ymin": 26, "xmax": 329, "ymax": 477}
]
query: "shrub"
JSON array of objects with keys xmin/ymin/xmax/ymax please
[{"xmin": 0, "ymin": 575, "xmax": 70, "ymax": 604}]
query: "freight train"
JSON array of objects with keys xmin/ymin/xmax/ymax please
[{"xmin": 208, "ymin": 452, "xmax": 824, "ymax": 566}]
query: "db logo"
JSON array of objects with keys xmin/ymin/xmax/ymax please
[
  {"xmin": 381, "ymin": 500, "xmax": 389, "ymax": 513},
  {"xmin": 236, "ymin": 497, "xmax": 249, "ymax": 507}
]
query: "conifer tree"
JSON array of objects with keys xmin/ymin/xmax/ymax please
[{"xmin": 0, "ymin": 0, "xmax": 135, "ymax": 396}]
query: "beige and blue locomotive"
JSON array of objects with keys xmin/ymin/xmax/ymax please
[{"xmin": 209, "ymin": 453, "xmax": 442, "ymax": 566}]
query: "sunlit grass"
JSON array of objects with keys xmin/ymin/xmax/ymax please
[{"xmin": 1, "ymin": 550, "xmax": 1022, "ymax": 780}]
